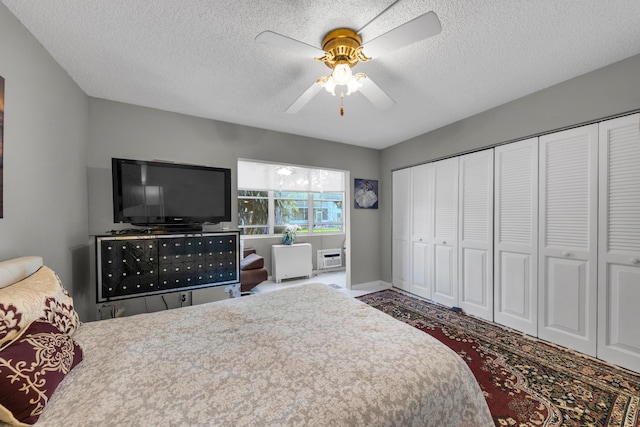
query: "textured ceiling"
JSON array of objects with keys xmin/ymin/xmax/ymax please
[{"xmin": 3, "ymin": 0, "xmax": 640, "ymax": 149}]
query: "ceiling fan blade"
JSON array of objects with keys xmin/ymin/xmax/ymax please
[
  {"xmin": 357, "ymin": 0, "xmax": 401, "ymax": 35},
  {"xmin": 359, "ymin": 77, "xmax": 395, "ymax": 111},
  {"xmin": 255, "ymin": 31, "xmax": 324, "ymax": 58},
  {"xmin": 286, "ymin": 82, "xmax": 323, "ymax": 114},
  {"xmin": 362, "ymin": 11, "xmax": 442, "ymax": 59}
]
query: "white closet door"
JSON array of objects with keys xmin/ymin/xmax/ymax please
[
  {"xmin": 494, "ymin": 138, "xmax": 538, "ymax": 336},
  {"xmin": 458, "ymin": 149, "xmax": 494, "ymax": 320},
  {"xmin": 410, "ymin": 163, "xmax": 433, "ymax": 299},
  {"xmin": 598, "ymin": 114, "xmax": 640, "ymax": 372},
  {"xmin": 392, "ymin": 168, "xmax": 411, "ymax": 290},
  {"xmin": 430, "ymin": 157, "xmax": 459, "ymax": 307},
  {"xmin": 411, "ymin": 243, "xmax": 429, "ymax": 297},
  {"xmin": 538, "ymin": 124, "xmax": 598, "ymax": 356}
]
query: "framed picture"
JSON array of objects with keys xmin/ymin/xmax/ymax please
[
  {"xmin": 354, "ymin": 178, "xmax": 378, "ymax": 209},
  {"xmin": 0, "ymin": 75, "xmax": 4, "ymax": 218}
]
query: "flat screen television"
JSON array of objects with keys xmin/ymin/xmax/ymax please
[{"xmin": 112, "ymin": 158, "xmax": 231, "ymax": 228}]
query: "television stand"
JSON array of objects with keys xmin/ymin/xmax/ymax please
[{"xmin": 96, "ymin": 230, "xmax": 239, "ymax": 304}]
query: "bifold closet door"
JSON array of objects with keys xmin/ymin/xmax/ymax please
[
  {"xmin": 458, "ymin": 150, "xmax": 494, "ymax": 321},
  {"xmin": 538, "ymin": 124, "xmax": 598, "ymax": 357},
  {"xmin": 392, "ymin": 168, "xmax": 411, "ymax": 290},
  {"xmin": 494, "ymin": 138, "xmax": 538, "ymax": 336},
  {"xmin": 410, "ymin": 163, "xmax": 433, "ymax": 299},
  {"xmin": 597, "ymin": 114, "xmax": 640, "ymax": 372},
  {"xmin": 430, "ymin": 157, "xmax": 459, "ymax": 307}
]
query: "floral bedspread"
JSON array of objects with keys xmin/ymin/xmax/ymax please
[{"xmin": 35, "ymin": 284, "xmax": 492, "ymax": 426}]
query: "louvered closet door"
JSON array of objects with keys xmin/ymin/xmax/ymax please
[
  {"xmin": 494, "ymin": 138, "xmax": 538, "ymax": 336},
  {"xmin": 598, "ymin": 114, "xmax": 640, "ymax": 372},
  {"xmin": 392, "ymin": 168, "xmax": 411, "ymax": 290},
  {"xmin": 410, "ymin": 163, "xmax": 433, "ymax": 299},
  {"xmin": 539, "ymin": 124, "xmax": 598, "ymax": 356},
  {"xmin": 430, "ymin": 157, "xmax": 459, "ymax": 307},
  {"xmin": 458, "ymin": 149, "xmax": 494, "ymax": 321}
]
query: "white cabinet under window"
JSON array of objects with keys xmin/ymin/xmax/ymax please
[
  {"xmin": 272, "ymin": 243, "xmax": 312, "ymax": 283},
  {"xmin": 597, "ymin": 113, "xmax": 640, "ymax": 372},
  {"xmin": 458, "ymin": 150, "xmax": 494, "ymax": 320},
  {"xmin": 392, "ymin": 168, "xmax": 411, "ymax": 290},
  {"xmin": 493, "ymin": 138, "xmax": 539, "ymax": 336}
]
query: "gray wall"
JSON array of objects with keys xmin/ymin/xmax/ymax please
[
  {"xmin": 5, "ymin": 0, "xmax": 640, "ymax": 321},
  {"xmin": 87, "ymin": 98, "xmax": 381, "ymax": 317},
  {"xmin": 0, "ymin": 4, "xmax": 90, "ymax": 306},
  {"xmin": 0, "ymin": 0, "xmax": 381, "ymax": 321},
  {"xmin": 379, "ymin": 53, "xmax": 640, "ymax": 283}
]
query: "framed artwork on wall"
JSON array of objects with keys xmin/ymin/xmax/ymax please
[
  {"xmin": 0, "ymin": 75, "xmax": 4, "ymax": 218},
  {"xmin": 354, "ymin": 178, "xmax": 378, "ymax": 209}
]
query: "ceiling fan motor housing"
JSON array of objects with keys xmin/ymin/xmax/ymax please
[{"xmin": 318, "ymin": 28, "xmax": 369, "ymax": 69}]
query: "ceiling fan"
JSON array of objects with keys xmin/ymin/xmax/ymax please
[{"xmin": 255, "ymin": 3, "xmax": 442, "ymax": 116}]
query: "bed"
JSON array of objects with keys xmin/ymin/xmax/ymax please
[{"xmin": 0, "ymin": 256, "xmax": 492, "ymax": 426}]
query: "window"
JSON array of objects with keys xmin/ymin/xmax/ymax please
[
  {"xmin": 274, "ymin": 191, "xmax": 308, "ymax": 233},
  {"xmin": 313, "ymin": 192, "xmax": 343, "ymax": 233},
  {"xmin": 237, "ymin": 190, "xmax": 268, "ymax": 235},
  {"xmin": 237, "ymin": 160, "xmax": 345, "ymax": 236}
]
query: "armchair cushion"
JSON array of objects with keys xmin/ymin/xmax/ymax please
[
  {"xmin": 239, "ymin": 249, "xmax": 268, "ymax": 293},
  {"xmin": 240, "ymin": 253, "xmax": 264, "ymax": 271},
  {"xmin": 243, "ymin": 248, "xmax": 257, "ymax": 258}
]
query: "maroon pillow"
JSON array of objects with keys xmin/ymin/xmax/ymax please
[
  {"xmin": 0, "ymin": 321, "xmax": 83, "ymax": 425},
  {"xmin": 240, "ymin": 253, "xmax": 264, "ymax": 270}
]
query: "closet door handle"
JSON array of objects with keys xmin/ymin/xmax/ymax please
[
  {"xmin": 562, "ymin": 251, "xmax": 571, "ymax": 257},
  {"xmin": 631, "ymin": 258, "xmax": 640, "ymax": 265}
]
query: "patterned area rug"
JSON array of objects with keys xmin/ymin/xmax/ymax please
[{"xmin": 357, "ymin": 289, "xmax": 640, "ymax": 427}]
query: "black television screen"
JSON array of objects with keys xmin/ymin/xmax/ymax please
[{"xmin": 112, "ymin": 158, "xmax": 231, "ymax": 226}]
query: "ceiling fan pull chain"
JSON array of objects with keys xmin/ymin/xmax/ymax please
[{"xmin": 340, "ymin": 91, "xmax": 345, "ymax": 116}]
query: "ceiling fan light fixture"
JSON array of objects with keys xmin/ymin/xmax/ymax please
[
  {"xmin": 346, "ymin": 73, "xmax": 365, "ymax": 95},
  {"xmin": 276, "ymin": 166, "xmax": 293, "ymax": 177},
  {"xmin": 332, "ymin": 62, "xmax": 352, "ymax": 85},
  {"xmin": 261, "ymin": 9, "xmax": 441, "ymax": 115},
  {"xmin": 317, "ymin": 28, "xmax": 369, "ymax": 69},
  {"xmin": 313, "ymin": 29, "xmax": 374, "ymax": 111},
  {"xmin": 318, "ymin": 71, "xmax": 364, "ymax": 97},
  {"xmin": 320, "ymin": 76, "xmax": 337, "ymax": 95}
]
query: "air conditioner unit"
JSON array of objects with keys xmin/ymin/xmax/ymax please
[{"xmin": 317, "ymin": 249, "xmax": 342, "ymax": 270}]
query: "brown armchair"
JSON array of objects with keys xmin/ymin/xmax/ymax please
[{"xmin": 240, "ymin": 248, "xmax": 268, "ymax": 293}]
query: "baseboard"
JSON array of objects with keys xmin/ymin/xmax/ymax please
[
  {"xmin": 313, "ymin": 267, "xmax": 346, "ymax": 275},
  {"xmin": 351, "ymin": 280, "xmax": 392, "ymax": 291}
]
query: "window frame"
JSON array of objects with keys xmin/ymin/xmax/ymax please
[
  {"xmin": 237, "ymin": 190, "xmax": 345, "ymax": 237},
  {"xmin": 237, "ymin": 190, "xmax": 269, "ymax": 236}
]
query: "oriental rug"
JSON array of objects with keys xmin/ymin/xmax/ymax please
[{"xmin": 357, "ymin": 289, "xmax": 640, "ymax": 427}]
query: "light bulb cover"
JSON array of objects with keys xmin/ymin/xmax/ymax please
[
  {"xmin": 332, "ymin": 62, "xmax": 352, "ymax": 85},
  {"xmin": 346, "ymin": 76, "xmax": 362, "ymax": 95},
  {"xmin": 320, "ymin": 76, "xmax": 337, "ymax": 95}
]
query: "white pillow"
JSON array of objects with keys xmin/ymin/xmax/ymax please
[{"xmin": 0, "ymin": 256, "xmax": 43, "ymax": 289}]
